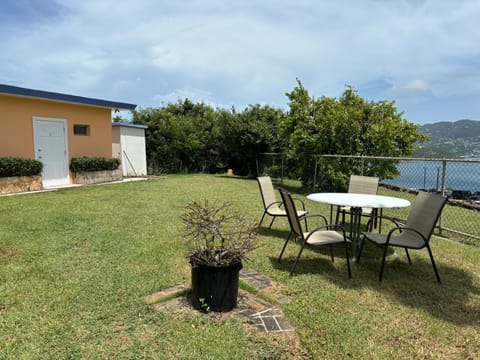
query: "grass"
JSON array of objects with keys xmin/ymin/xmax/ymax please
[{"xmin": 0, "ymin": 174, "xmax": 479, "ymax": 359}]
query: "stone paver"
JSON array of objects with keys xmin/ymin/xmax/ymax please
[
  {"xmin": 240, "ymin": 269, "xmax": 292, "ymax": 304},
  {"xmin": 240, "ymin": 269, "xmax": 273, "ymax": 289},
  {"xmin": 234, "ymin": 290, "xmax": 294, "ymax": 333}
]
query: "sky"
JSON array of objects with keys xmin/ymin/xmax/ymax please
[{"xmin": 1, "ymin": 0, "xmax": 479, "ymax": 125}]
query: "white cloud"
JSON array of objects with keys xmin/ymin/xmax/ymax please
[
  {"xmin": 388, "ymin": 80, "xmax": 432, "ymax": 97},
  {"xmin": 150, "ymin": 45, "xmax": 182, "ymax": 69},
  {"xmin": 1, "ymin": 0, "xmax": 480, "ymax": 123}
]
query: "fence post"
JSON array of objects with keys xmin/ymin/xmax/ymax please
[
  {"xmin": 438, "ymin": 158, "xmax": 448, "ymax": 236},
  {"xmin": 313, "ymin": 156, "xmax": 318, "ymax": 192},
  {"xmin": 281, "ymin": 153, "xmax": 284, "ymax": 185},
  {"xmin": 441, "ymin": 158, "xmax": 447, "ymax": 195}
]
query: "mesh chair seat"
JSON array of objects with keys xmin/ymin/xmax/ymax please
[
  {"xmin": 361, "ymin": 231, "xmax": 426, "ymax": 249},
  {"xmin": 268, "ymin": 204, "xmax": 306, "ymax": 217},
  {"xmin": 304, "ymin": 230, "xmax": 351, "ymax": 246}
]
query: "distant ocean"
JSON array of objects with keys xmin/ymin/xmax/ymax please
[{"xmin": 382, "ymin": 159, "xmax": 480, "ymax": 193}]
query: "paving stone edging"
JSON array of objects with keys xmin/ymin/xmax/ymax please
[{"xmin": 146, "ymin": 270, "xmax": 294, "ymax": 334}]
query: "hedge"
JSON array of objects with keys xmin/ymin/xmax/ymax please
[
  {"xmin": 0, "ymin": 157, "xmax": 43, "ymax": 178},
  {"xmin": 70, "ymin": 157, "xmax": 121, "ymax": 172}
]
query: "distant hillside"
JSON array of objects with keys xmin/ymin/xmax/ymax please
[{"xmin": 413, "ymin": 119, "xmax": 480, "ymax": 158}]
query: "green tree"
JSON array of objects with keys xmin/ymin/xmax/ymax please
[
  {"xmin": 284, "ymin": 80, "xmax": 427, "ymax": 190},
  {"xmin": 223, "ymin": 104, "xmax": 286, "ymax": 176},
  {"xmin": 132, "ymin": 99, "xmax": 221, "ymax": 173},
  {"xmin": 112, "ymin": 114, "xmax": 130, "ymax": 123},
  {"xmin": 133, "ymin": 99, "xmax": 287, "ymax": 176}
]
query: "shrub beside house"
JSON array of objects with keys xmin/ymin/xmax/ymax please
[
  {"xmin": 0, "ymin": 157, "xmax": 43, "ymax": 194},
  {"xmin": 70, "ymin": 156, "xmax": 122, "ymax": 185}
]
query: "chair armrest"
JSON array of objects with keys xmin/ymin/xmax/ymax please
[
  {"xmin": 292, "ymin": 197, "xmax": 306, "ymax": 211},
  {"xmin": 365, "ymin": 214, "xmax": 403, "ymax": 231},
  {"xmin": 265, "ymin": 201, "xmax": 283, "ymax": 210},
  {"xmin": 301, "ymin": 213, "xmax": 328, "ymax": 225}
]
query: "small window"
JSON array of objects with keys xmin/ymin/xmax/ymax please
[{"xmin": 74, "ymin": 124, "xmax": 90, "ymax": 136}]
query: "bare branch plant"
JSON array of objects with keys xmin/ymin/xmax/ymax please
[{"xmin": 182, "ymin": 200, "xmax": 258, "ymax": 267}]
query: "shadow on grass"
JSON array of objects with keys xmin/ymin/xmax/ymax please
[
  {"xmin": 215, "ymin": 175, "xmax": 253, "ymax": 180},
  {"xmin": 270, "ymin": 180, "xmax": 309, "ymax": 195},
  {"xmin": 268, "ymin": 240, "xmax": 480, "ymax": 327},
  {"xmin": 256, "ymin": 227, "xmax": 290, "ymax": 238},
  {"xmin": 217, "ymin": 174, "xmax": 305, "ymax": 190},
  {"xmin": 268, "ymin": 244, "xmax": 353, "ymax": 281}
]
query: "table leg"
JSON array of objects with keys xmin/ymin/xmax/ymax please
[
  {"xmin": 349, "ymin": 207, "xmax": 363, "ymax": 261},
  {"xmin": 369, "ymin": 208, "xmax": 383, "ymax": 233},
  {"xmin": 379, "ymin": 208, "xmax": 383, "ymax": 233}
]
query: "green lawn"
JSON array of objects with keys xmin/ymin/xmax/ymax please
[{"xmin": 1, "ymin": 174, "xmax": 479, "ymax": 359}]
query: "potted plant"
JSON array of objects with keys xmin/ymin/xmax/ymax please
[{"xmin": 182, "ymin": 200, "xmax": 258, "ymax": 312}]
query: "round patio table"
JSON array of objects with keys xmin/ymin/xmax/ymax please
[{"xmin": 307, "ymin": 193, "xmax": 411, "ymax": 260}]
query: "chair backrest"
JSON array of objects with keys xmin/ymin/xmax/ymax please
[
  {"xmin": 257, "ymin": 176, "xmax": 279, "ymax": 209},
  {"xmin": 278, "ymin": 188, "xmax": 304, "ymax": 239},
  {"xmin": 405, "ymin": 192, "xmax": 448, "ymax": 241},
  {"xmin": 348, "ymin": 175, "xmax": 379, "ymax": 195}
]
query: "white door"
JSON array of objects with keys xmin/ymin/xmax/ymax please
[{"xmin": 33, "ymin": 117, "xmax": 69, "ymax": 187}]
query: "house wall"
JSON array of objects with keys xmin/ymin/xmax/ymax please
[
  {"xmin": 0, "ymin": 94, "xmax": 113, "ymax": 160},
  {"xmin": 112, "ymin": 126, "xmax": 121, "ymax": 160}
]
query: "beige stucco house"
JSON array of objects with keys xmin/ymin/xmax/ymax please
[{"xmin": 0, "ymin": 84, "xmax": 136, "ymax": 187}]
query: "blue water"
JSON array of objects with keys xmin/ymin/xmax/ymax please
[{"xmin": 382, "ymin": 160, "xmax": 480, "ymax": 193}]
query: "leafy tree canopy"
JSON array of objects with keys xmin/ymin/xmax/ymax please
[
  {"xmin": 129, "ymin": 80, "xmax": 425, "ymax": 186},
  {"xmin": 284, "ymin": 79, "xmax": 427, "ymax": 190},
  {"xmin": 131, "ymin": 100, "xmax": 285, "ymax": 175}
]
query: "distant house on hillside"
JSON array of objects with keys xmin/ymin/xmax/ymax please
[{"xmin": 0, "ymin": 84, "xmax": 136, "ymax": 187}]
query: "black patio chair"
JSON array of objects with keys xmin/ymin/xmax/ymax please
[
  {"xmin": 256, "ymin": 176, "xmax": 306, "ymax": 228},
  {"xmin": 336, "ymin": 175, "xmax": 380, "ymax": 227},
  {"xmin": 358, "ymin": 191, "xmax": 448, "ymax": 282},
  {"xmin": 278, "ymin": 187, "xmax": 351, "ymax": 278}
]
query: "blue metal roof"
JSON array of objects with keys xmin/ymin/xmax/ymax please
[
  {"xmin": 112, "ymin": 122, "xmax": 148, "ymax": 129},
  {"xmin": 0, "ymin": 84, "xmax": 136, "ymax": 111}
]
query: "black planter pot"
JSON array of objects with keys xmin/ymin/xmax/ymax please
[{"xmin": 190, "ymin": 260, "xmax": 243, "ymax": 312}]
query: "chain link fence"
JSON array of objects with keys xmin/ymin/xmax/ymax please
[{"xmin": 257, "ymin": 153, "xmax": 480, "ymax": 244}]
